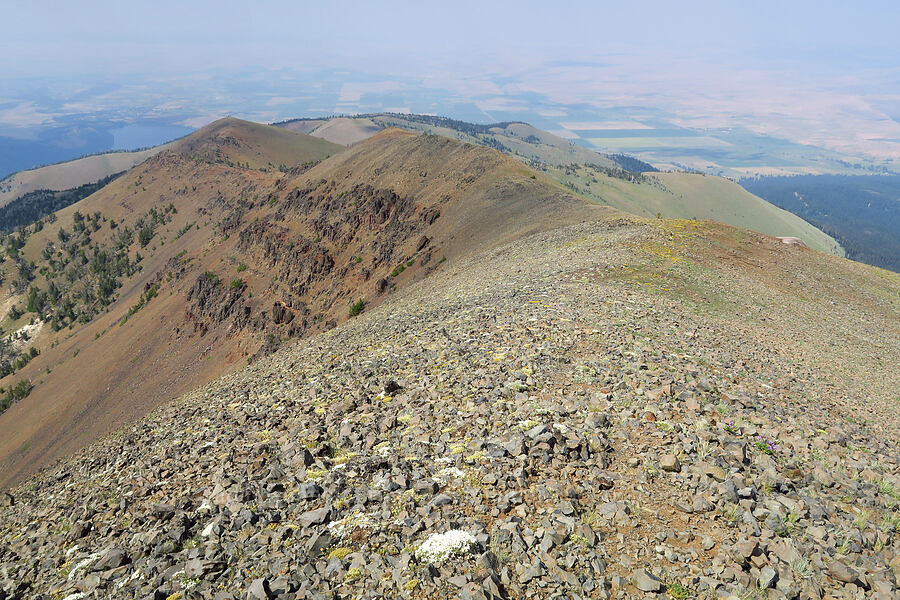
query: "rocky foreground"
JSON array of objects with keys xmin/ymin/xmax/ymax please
[{"xmin": 1, "ymin": 218, "xmax": 898, "ymax": 600}]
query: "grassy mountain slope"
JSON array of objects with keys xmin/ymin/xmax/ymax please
[
  {"xmin": 280, "ymin": 113, "xmax": 623, "ymax": 168},
  {"xmin": 0, "ymin": 183, "xmax": 897, "ymax": 598},
  {"xmin": 173, "ymin": 117, "xmax": 343, "ymax": 170},
  {"xmin": 549, "ymin": 167, "xmax": 844, "ymax": 255},
  {"xmin": 0, "ymin": 121, "xmax": 606, "ymax": 489},
  {"xmin": 0, "ymin": 144, "xmax": 172, "ymax": 208}
]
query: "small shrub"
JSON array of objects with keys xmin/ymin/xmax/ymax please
[
  {"xmin": 349, "ymin": 298, "xmax": 366, "ymax": 317},
  {"xmin": 1, "ymin": 379, "xmax": 34, "ymax": 413},
  {"xmin": 666, "ymin": 582, "xmax": 692, "ymax": 600},
  {"xmin": 137, "ymin": 225, "xmax": 154, "ymax": 247},
  {"xmin": 237, "ymin": 263, "xmax": 247, "ymax": 272}
]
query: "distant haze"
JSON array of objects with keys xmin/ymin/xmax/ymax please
[
  {"xmin": 3, "ymin": 1, "xmax": 898, "ymax": 76},
  {"xmin": 1, "ymin": 0, "xmax": 899, "ymax": 175}
]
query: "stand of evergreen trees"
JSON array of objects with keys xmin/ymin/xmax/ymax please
[
  {"xmin": 0, "ymin": 172, "xmax": 124, "ymax": 234},
  {"xmin": 741, "ymin": 174, "xmax": 900, "ymax": 273}
]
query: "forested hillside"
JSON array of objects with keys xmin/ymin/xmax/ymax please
[
  {"xmin": 741, "ymin": 174, "xmax": 900, "ymax": 272},
  {"xmin": 0, "ymin": 173, "xmax": 123, "ymax": 233}
]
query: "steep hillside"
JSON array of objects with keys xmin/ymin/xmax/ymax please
[
  {"xmin": 0, "ymin": 144, "xmax": 173, "ymax": 209},
  {"xmin": 0, "ymin": 205, "xmax": 897, "ymax": 599},
  {"xmin": 276, "ymin": 115, "xmax": 844, "ymax": 256},
  {"xmin": 0, "ymin": 121, "xmax": 604, "ymax": 489},
  {"xmin": 277, "ymin": 114, "xmax": 625, "ymax": 169},
  {"xmin": 0, "ymin": 172, "xmax": 124, "ymax": 234}
]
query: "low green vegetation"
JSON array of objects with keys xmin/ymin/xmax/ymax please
[
  {"xmin": 0, "ymin": 173, "xmax": 123, "ymax": 234},
  {"xmin": 0, "ymin": 346, "xmax": 39, "ymax": 379},
  {"xmin": 0, "ymin": 203, "xmax": 176, "ymax": 333},
  {"xmin": 174, "ymin": 221, "xmax": 196, "ymax": 239},
  {"xmin": 349, "ymin": 298, "xmax": 366, "ymax": 317},
  {"xmin": 0, "ymin": 379, "xmax": 34, "ymax": 414},
  {"xmin": 120, "ymin": 283, "xmax": 161, "ymax": 325}
]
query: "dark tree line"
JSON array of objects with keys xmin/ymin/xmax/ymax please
[{"xmin": 0, "ymin": 172, "xmax": 124, "ymax": 234}]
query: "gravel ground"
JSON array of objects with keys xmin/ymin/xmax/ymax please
[{"xmin": 1, "ymin": 217, "xmax": 897, "ymax": 600}]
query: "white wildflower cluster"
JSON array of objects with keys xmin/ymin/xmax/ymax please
[
  {"xmin": 434, "ymin": 466, "xmax": 466, "ymax": 482},
  {"xmin": 64, "ymin": 545, "xmax": 80, "ymax": 559},
  {"xmin": 435, "ymin": 456, "xmax": 454, "ymax": 464},
  {"xmin": 552, "ymin": 423, "xmax": 569, "ymax": 434},
  {"xmin": 67, "ymin": 552, "xmax": 101, "ymax": 581},
  {"xmin": 62, "ymin": 593, "xmax": 88, "ymax": 600},
  {"xmin": 115, "ymin": 569, "xmax": 142, "ymax": 590},
  {"xmin": 415, "ymin": 530, "xmax": 477, "ymax": 565},
  {"xmin": 327, "ymin": 511, "xmax": 377, "ymax": 541}
]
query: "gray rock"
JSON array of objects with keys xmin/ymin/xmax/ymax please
[
  {"xmin": 91, "ymin": 547, "xmax": 128, "ymax": 571},
  {"xmin": 298, "ymin": 507, "xmax": 331, "ymax": 527},
  {"xmin": 247, "ymin": 577, "xmax": 273, "ymax": 600},
  {"xmin": 758, "ymin": 565, "xmax": 777, "ymax": 589},
  {"xmin": 827, "ymin": 560, "xmax": 858, "ymax": 584},
  {"xmin": 184, "ymin": 558, "xmax": 225, "ymax": 578},
  {"xmin": 306, "ymin": 532, "xmax": 332, "ymax": 554},
  {"xmin": 660, "ymin": 454, "xmax": 681, "ymax": 472},
  {"xmin": 632, "ymin": 568, "xmax": 663, "ymax": 592},
  {"xmin": 732, "ymin": 539, "xmax": 758, "ymax": 562},
  {"xmin": 430, "ymin": 493, "xmax": 454, "ymax": 507},
  {"xmin": 297, "ymin": 482, "xmax": 323, "ymax": 500},
  {"xmin": 525, "ymin": 424, "xmax": 550, "ymax": 439},
  {"xmin": 692, "ymin": 496, "xmax": 714, "ymax": 513},
  {"xmin": 150, "ymin": 504, "xmax": 175, "ymax": 520}
]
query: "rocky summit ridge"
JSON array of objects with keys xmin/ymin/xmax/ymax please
[{"xmin": 0, "ymin": 131, "xmax": 899, "ymax": 600}]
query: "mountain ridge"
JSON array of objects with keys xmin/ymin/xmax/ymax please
[
  {"xmin": 1, "ymin": 114, "xmax": 844, "ymax": 259},
  {"xmin": 275, "ymin": 114, "xmax": 844, "ymax": 256},
  {"xmin": 0, "ymin": 119, "xmax": 608, "ymax": 489}
]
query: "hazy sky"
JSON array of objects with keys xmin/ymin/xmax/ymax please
[
  {"xmin": 2, "ymin": 0, "xmax": 899, "ymax": 169},
  {"xmin": 3, "ymin": 1, "xmax": 899, "ymax": 79}
]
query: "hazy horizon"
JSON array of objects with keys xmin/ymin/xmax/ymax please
[{"xmin": 2, "ymin": 1, "xmax": 899, "ymax": 176}]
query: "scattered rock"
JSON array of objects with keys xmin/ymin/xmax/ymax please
[
  {"xmin": 660, "ymin": 454, "xmax": 681, "ymax": 472},
  {"xmin": 632, "ymin": 568, "xmax": 664, "ymax": 592}
]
